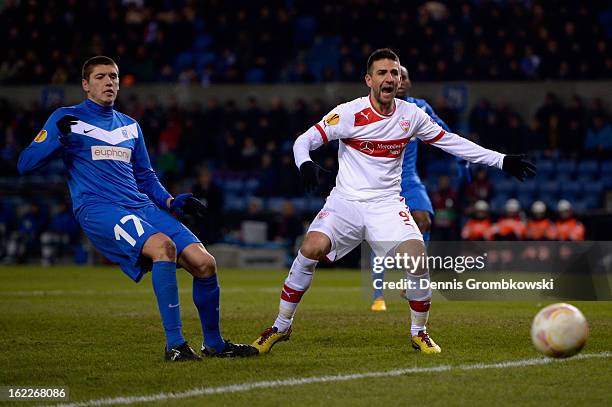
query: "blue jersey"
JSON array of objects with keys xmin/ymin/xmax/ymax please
[
  {"xmin": 400, "ymin": 96, "xmax": 451, "ymax": 187},
  {"xmin": 18, "ymin": 99, "xmax": 171, "ymax": 217}
]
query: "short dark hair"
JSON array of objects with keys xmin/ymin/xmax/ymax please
[
  {"xmin": 82, "ymin": 56, "xmax": 118, "ymax": 80},
  {"xmin": 366, "ymin": 48, "xmax": 400, "ymax": 74}
]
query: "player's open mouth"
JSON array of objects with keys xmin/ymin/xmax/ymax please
[{"xmin": 381, "ymin": 86, "xmax": 394, "ymax": 95}]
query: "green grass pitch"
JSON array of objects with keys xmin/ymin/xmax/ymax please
[{"xmin": 0, "ymin": 266, "xmax": 610, "ymax": 406}]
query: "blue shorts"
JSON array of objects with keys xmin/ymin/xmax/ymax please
[
  {"xmin": 77, "ymin": 203, "xmax": 200, "ymax": 282},
  {"xmin": 401, "ymin": 181, "xmax": 434, "ymax": 215}
]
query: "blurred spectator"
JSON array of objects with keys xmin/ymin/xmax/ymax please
[
  {"xmin": 256, "ymin": 153, "xmax": 280, "ymax": 197},
  {"xmin": 461, "ymin": 200, "xmax": 493, "ymax": 241},
  {"xmin": 525, "ymin": 201, "xmax": 557, "ymax": 241},
  {"xmin": 272, "ymin": 201, "xmax": 303, "ymax": 249},
  {"xmin": 564, "ymin": 95, "xmax": 587, "ymax": 153},
  {"xmin": 490, "ymin": 199, "xmax": 526, "ymax": 241},
  {"xmin": 3, "ymin": 202, "xmax": 46, "ymax": 264},
  {"xmin": 241, "ymin": 137, "xmax": 260, "ymax": 171},
  {"xmin": 0, "ymin": 127, "xmax": 20, "ymax": 176},
  {"xmin": 187, "ymin": 168, "xmax": 222, "ymax": 244},
  {"xmin": 468, "ymin": 99, "xmax": 493, "ymax": 144},
  {"xmin": 430, "ymin": 175, "xmax": 458, "ymax": 240},
  {"xmin": 534, "ymin": 93, "xmax": 564, "ymax": 150},
  {"xmin": 555, "ymin": 200, "xmax": 585, "ymax": 241},
  {"xmin": 585, "ymin": 116, "xmax": 612, "ymax": 156},
  {"xmin": 40, "ymin": 201, "xmax": 83, "ymax": 266},
  {"xmin": 519, "ymin": 46, "xmax": 541, "ymax": 78},
  {"xmin": 503, "ymin": 113, "xmax": 530, "ymax": 154},
  {"xmin": 464, "ymin": 167, "xmax": 491, "ymax": 204},
  {"xmin": 315, "ymin": 156, "xmax": 338, "ymax": 197},
  {"xmin": 238, "ymin": 197, "xmax": 269, "ymax": 243},
  {"xmin": 156, "ymin": 143, "xmax": 180, "ymax": 177},
  {"xmin": 0, "ymin": 202, "xmax": 15, "ymax": 259},
  {"xmin": 433, "ymin": 96, "xmax": 459, "ymax": 131},
  {"xmin": 278, "ymin": 154, "xmax": 301, "ymax": 197}
]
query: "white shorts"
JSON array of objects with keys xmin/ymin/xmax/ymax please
[{"xmin": 308, "ymin": 195, "xmax": 423, "ymax": 261}]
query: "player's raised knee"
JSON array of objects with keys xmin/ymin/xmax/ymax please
[
  {"xmin": 143, "ymin": 233, "xmax": 177, "ymax": 262},
  {"xmin": 191, "ymin": 252, "xmax": 217, "ymax": 278},
  {"xmin": 300, "ymin": 232, "xmax": 331, "ymax": 262},
  {"xmin": 160, "ymin": 239, "xmax": 177, "ymax": 261}
]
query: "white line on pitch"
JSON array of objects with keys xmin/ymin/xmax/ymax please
[
  {"xmin": 0, "ymin": 287, "xmax": 360, "ymax": 297},
  {"xmin": 49, "ymin": 352, "xmax": 611, "ymax": 407}
]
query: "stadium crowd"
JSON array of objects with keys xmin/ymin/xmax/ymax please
[
  {"xmin": 1, "ymin": 1, "xmax": 611, "ymax": 85},
  {"xmin": 1, "ymin": 91, "xmax": 609, "ymax": 264},
  {"xmin": 2, "ymin": 92, "xmax": 610, "ymax": 179}
]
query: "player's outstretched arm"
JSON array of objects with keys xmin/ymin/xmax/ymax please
[
  {"xmin": 426, "ymin": 131, "xmax": 536, "ymax": 181},
  {"xmin": 17, "ymin": 111, "xmax": 77, "ymax": 174},
  {"xmin": 414, "ymin": 108, "xmax": 535, "ymax": 181}
]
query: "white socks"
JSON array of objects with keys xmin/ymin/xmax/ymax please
[
  {"xmin": 405, "ymin": 270, "xmax": 432, "ymax": 336},
  {"xmin": 273, "ymin": 251, "xmax": 317, "ymax": 332}
]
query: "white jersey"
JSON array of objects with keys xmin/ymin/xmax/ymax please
[{"xmin": 293, "ymin": 95, "xmax": 505, "ymax": 202}]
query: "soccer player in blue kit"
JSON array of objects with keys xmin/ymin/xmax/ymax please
[
  {"xmin": 18, "ymin": 56, "xmax": 258, "ymax": 361},
  {"xmin": 371, "ymin": 66, "xmax": 470, "ymax": 311}
]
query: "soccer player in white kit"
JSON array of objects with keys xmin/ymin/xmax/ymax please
[{"xmin": 252, "ymin": 49, "xmax": 535, "ymax": 354}]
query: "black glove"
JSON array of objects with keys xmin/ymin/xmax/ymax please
[
  {"xmin": 299, "ymin": 161, "xmax": 328, "ymax": 193},
  {"xmin": 502, "ymin": 154, "xmax": 536, "ymax": 182},
  {"xmin": 56, "ymin": 114, "xmax": 79, "ymax": 145},
  {"xmin": 183, "ymin": 196, "xmax": 208, "ymax": 220},
  {"xmin": 170, "ymin": 193, "xmax": 207, "ymax": 220}
]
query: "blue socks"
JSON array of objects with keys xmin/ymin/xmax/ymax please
[
  {"xmin": 193, "ymin": 274, "xmax": 225, "ymax": 352},
  {"xmin": 151, "ymin": 261, "xmax": 185, "ymax": 350}
]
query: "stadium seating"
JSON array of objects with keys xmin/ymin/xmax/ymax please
[
  {"xmin": 535, "ymin": 160, "xmax": 555, "ymax": 179},
  {"xmin": 2, "ymin": 2, "xmax": 610, "ymax": 84},
  {"xmin": 577, "ymin": 160, "xmax": 599, "ymax": 179}
]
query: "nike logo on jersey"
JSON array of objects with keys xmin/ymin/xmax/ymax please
[
  {"xmin": 71, "ymin": 121, "xmax": 138, "ymax": 145},
  {"xmin": 168, "ymin": 303, "xmax": 179, "ymax": 308}
]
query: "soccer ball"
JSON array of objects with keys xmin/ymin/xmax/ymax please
[{"xmin": 531, "ymin": 303, "xmax": 588, "ymax": 358}]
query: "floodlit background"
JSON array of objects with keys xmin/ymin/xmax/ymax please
[{"xmin": 1, "ymin": 1, "xmax": 611, "ymax": 268}]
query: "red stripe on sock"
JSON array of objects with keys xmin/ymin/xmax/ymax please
[
  {"xmin": 280, "ymin": 284, "xmax": 305, "ymax": 303},
  {"xmin": 409, "ymin": 300, "xmax": 431, "ymax": 312}
]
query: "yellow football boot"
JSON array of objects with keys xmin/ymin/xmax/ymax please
[
  {"xmin": 371, "ymin": 298, "xmax": 387, "ymax": 312},
  {"xmin": 411, "ymin": 331, "xmax": 441, "ymax": 354},
  {"xmin": 252, "ymin": 326, "xmax": 292, "ymax": 354}
]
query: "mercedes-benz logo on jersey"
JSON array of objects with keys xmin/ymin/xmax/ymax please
[{"xmin": 359, "ymin": 141, "xmax": 374, "ymax": 154}]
